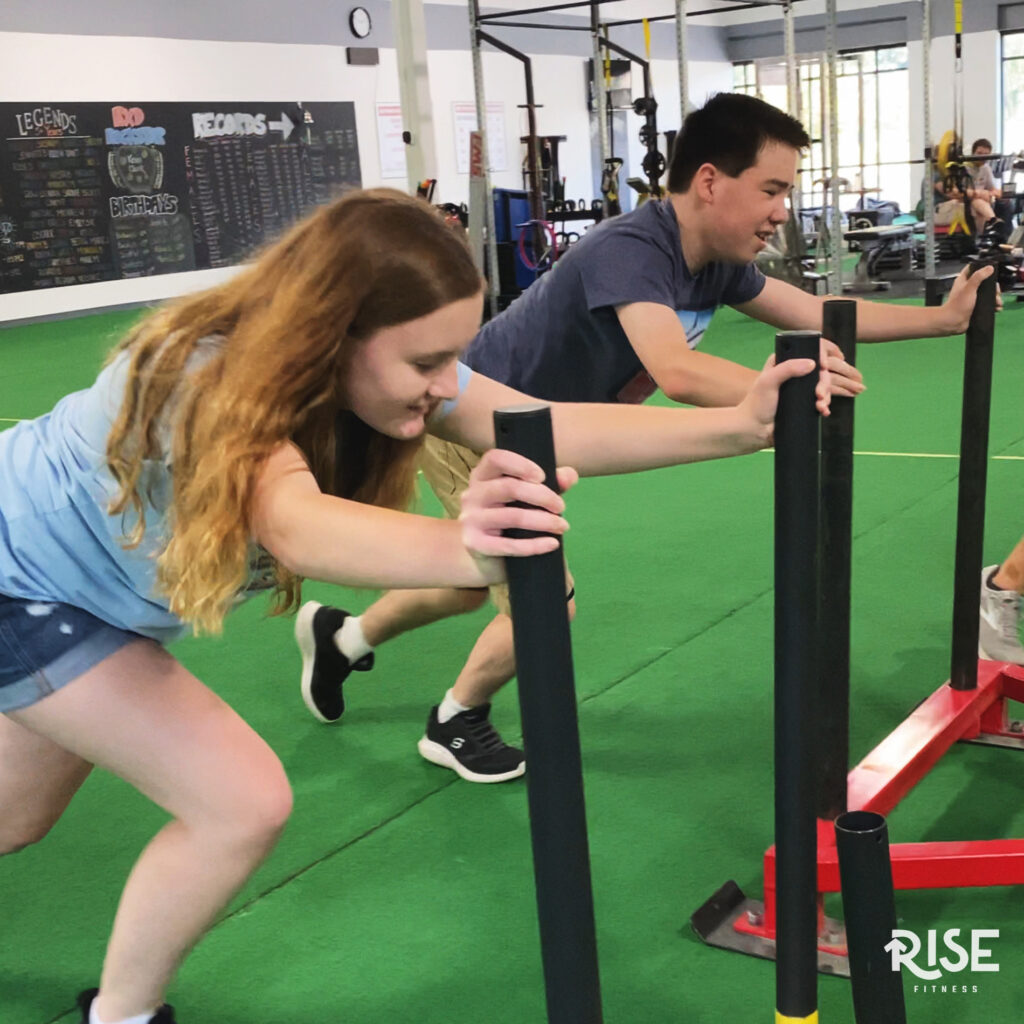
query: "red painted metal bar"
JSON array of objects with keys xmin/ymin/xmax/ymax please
[
  {"xmin": 825, "ymin": 839, "xmax": 1024, "ymax": 890},
  {"xmin": 749, "ymin": 836, "xmax": 1024, "ymax": 944},
  {"xmin": 847, "ymin": 661, "xmax": 1013, "ymax": 816}
]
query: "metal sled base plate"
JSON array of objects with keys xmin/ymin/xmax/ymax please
[{"xmin": 690, "ymin": 880, "xmax": 851, "ymax": 978}]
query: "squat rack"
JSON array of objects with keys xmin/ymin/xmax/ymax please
[
  {"xmin": 743, "ymin": 0, "xmax": 963, "ymax": 297},
  {"xmin": 463, "ymin": 0, "xmax": 949, "ymax": 304},
  {"xmin": 735, "ymin": 0, "xmax": 846, "ymax": 293},
  {"xmin": 466, "ymin": 0, "xmax": 795, "ymax": 311}
]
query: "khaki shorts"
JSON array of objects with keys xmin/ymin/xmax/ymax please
[
  {"xmin": 420, "ymin": 435, "xmax": 573, "ymax": 616},
  {"xmin": 934, "ymin": 199, "xmax": 963, "ymax": 227}
]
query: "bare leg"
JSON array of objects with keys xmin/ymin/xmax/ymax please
[
  {"xmin": 450, "ymin": 613, "xmax": 517, "ymax": 706},
  {"xmin": 451, "ymin": 583, "xmax": 577, "ymax": 707},
  {"xmin": 9, "ymin": 640, "xmax": 293, "ymax": 1021},
  {"xmin": 993, "ymin": 535, "xmax": 1024, "ymax": 593},
  {"xmin": 0, "ymin": 714, "xmax": 93, "ymax": 852},
  {"xmin": 359, "ymin": 587, "xmax": 488, "ymax": 647},
  {"xmin": 970, "ymin": 196, "xmax": 996, "ymax": 233}
]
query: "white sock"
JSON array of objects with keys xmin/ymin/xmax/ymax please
[
  {"xmin": 334, "ymin": 615, "xmax": 372, "ymax": 663},
  {"xmin": 437, "ymin": 688, "xmax": 473, "ymax": 724},
  {"xmin": 90, "ymin": 1001, "xmax": 157, "ymax": 1024}
]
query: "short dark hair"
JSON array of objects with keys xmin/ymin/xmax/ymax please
[
  {"xmin": 971, "ymin": 138, "xmax": 992, "ymax": 153},
  {"xmin": 667, "ymin": 92, "xmax": 810, "ymax": 193}
]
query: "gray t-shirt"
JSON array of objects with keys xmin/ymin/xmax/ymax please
[
  {"xmin": 970, "ymin": 161, "xmax": 997, "ymax": 192},
  {"xmin": 463, "ymin": 198, "xmax": 765, "ymax": 403}
]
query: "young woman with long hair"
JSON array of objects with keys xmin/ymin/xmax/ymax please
[{"xmin": 0, "ymin": 188, "xmax": 825, "ymax": 1024}]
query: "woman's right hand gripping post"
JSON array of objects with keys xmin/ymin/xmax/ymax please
[{"xmin": 459, "ymin": 448, "xmax": 578, "ymax": 581}]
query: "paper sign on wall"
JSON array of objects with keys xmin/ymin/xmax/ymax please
[
  {"xmin": 453, "ymin": 101, "xmax": 506, "ymax": 174},
  {"xmin": 376, "ymin": 102, "xmax": 407, "ymax": 179}
]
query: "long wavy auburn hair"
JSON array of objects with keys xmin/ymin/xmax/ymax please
[{"xmin": 105, "ymin": 188, "xmax": 483, "ymax": 634}]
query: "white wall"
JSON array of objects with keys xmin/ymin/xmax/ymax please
[
  {"xmin": 621, "ymin": 57, "xmax": 734, "ymax": 187},
  {"xmin": 1, "ymin": 27, "xmax": 685, "ymax": 321},
  {"xmin": 944, "ymin": 30, "xmax": 1002, "ymax": 148},
  {"xmin": 894, "ymin": 31, "xmax": 1002, "ymax": 209},
  {"xmin": 424, "ymin": 48, "xmax": 596, "ymax": 203},
  {"xmin": 0, "ymin": 22, "xmax": 729, "ymax": 322},
  {"xmin": 0, "ymin": 7, "xmax": 1014, "ymax": 322},
  {"xmin": 0, "ymin": 31, "xmax": 407, "ymax": 321}
]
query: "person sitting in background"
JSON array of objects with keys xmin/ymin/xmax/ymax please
[
  {"xmin": 969, "ymin": 138, "xmax": 1002, "ymax": 202},
  {"xmin": 969, "ymin": 138, "xmax": 1015, "ymax": 226},
  {"xmin": 933, "ymin": 165, "xmax": 1001, "ymax": 238},
  {"xmin": 929, "ymin": 146, "xmax": 1005, "ymax": 306},
  {"xmin": 980, "ymin": 536, "xmax": 1024, "ymax": 665}
]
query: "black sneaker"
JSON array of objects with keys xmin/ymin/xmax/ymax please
[
  {"xmin": 77, "ymin": 989, "xmax": 177, "ymax": 1023},
  {"xmin": 417, "ymin": 704, "xmax": 525, "ymax": 783},
  {"xmin": 295, "ymin": 601, "xmax": 374, "ymax": 724},
  {"xmin": 979, "ymin": 217, "xmax": 1008, "ymax": 247}
]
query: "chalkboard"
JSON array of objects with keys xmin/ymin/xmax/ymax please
[{"xmin": 0, "ymin": 101, "xmax": 362, "ymax": 294}]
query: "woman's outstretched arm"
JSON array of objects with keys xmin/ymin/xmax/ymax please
[{"xmin": 249, "ymin": 442, "xmax": 575, "ymax": 589}]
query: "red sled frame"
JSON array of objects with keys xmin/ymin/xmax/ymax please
[
  {"xmin": 690, "ymin": 285, "xmax": 1022, "ymax": 976},
  {"xmin": 693, "ymin": 660, "xmax": 1024, "ymax": 975}
]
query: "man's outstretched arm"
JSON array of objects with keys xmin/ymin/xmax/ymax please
[{"xmin": 735, "ymin": 267, "xmax": 993, "ymax": 341}]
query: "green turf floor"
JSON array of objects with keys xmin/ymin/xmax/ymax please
[{"xmin": 1, "ymin": 301, "xmax": 1023, "ymax": 1023}]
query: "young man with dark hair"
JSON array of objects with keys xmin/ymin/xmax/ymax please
[
  {"xmin": 969, "ymin": 138, "xmax": 1001, "ymax": 202},
  {"xmin": 296, "ymin": 91, "xmax": 993, "ymax": 783},
  {"xmin": 667, "ymin": 90, "xmax": 812, "ymax": 191}
]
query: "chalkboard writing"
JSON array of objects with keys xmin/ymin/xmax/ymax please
[{"xmin": 0, "ymin": 101, "xmax": 361, "ymax": 294}]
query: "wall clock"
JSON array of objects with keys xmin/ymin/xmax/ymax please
[{"xmin": 349, "ymin": 6, "xmax": 372, "ymax": 39}]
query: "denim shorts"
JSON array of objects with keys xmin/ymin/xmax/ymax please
[{"xmin": 0, "ymin": 592, "xmax": 139, "ymax": 713}]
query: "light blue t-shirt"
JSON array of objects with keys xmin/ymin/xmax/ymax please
[
  {"xmin": 0, "ymin": 349, "xmax": 188, "ymax": 641},
  {"xmin": 0, "ymin": 347, "xmax": 472, "ymax": 643}
]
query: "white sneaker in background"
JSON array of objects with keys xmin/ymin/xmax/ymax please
[{"xmin": 978, "ymin": 565, "xmax": 1024, "ymax": 665}]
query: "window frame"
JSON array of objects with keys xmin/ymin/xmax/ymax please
[{"xmin": 730, "ymin": 45, "xmax": 911, "ymax": 213}]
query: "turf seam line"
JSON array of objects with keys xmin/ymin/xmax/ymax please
[
  {"xmin": 580, "ymin": 469, "xmax": 959, "ymax": 699},
  {"xmin": 41, "ymin": 778, "xmax": 461, "ymax": 1023},
  {"xmin": 579, "ymin": 588, "xmax": 768, "ymax": 705},
  {"xmin": 202, "ymin": 775, "xmax": 461, "ymax": 931},
  {"xmin": 578, "ymin": 430, "xmax": 1023, "ymax": 702}
]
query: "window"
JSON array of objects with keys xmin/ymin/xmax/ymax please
[
  {"xmin": 732, "ymin": 62, "xmax": 756, "ymax": 95},
  {"xmin": 731, "ymin": 46, "xmax": 911, "ymax": 213},
  {"xmin": 1002, "ymin": 32, "xmax": 1024, "ymax": 153}
]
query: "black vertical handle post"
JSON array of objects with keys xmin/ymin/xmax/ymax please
[
  {"xmin": 818, "ymin": 300, "xmax": 857, "ymax": 821},
  {"xmin": 834, "ymin": 811, "xmax": 907, "ymax": 1024},
  {"xmin": 774, "ymin": 332, "xmax": 822, "ymax": 1023},
  {"xmin": 924, "ymin": 277, "xmax": 946, "ymax": 307},
  {"xmin": 494, "ymin": 403, "xmax": 603, "ymax": 1024},
  {"xmin": 951, "ymin": 263, "xmax": 997, "ymax": 690}
]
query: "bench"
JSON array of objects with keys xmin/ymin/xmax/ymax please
[{"xmin": 843, "ymin": 224, "xmax": 916, "ymax": 291}]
